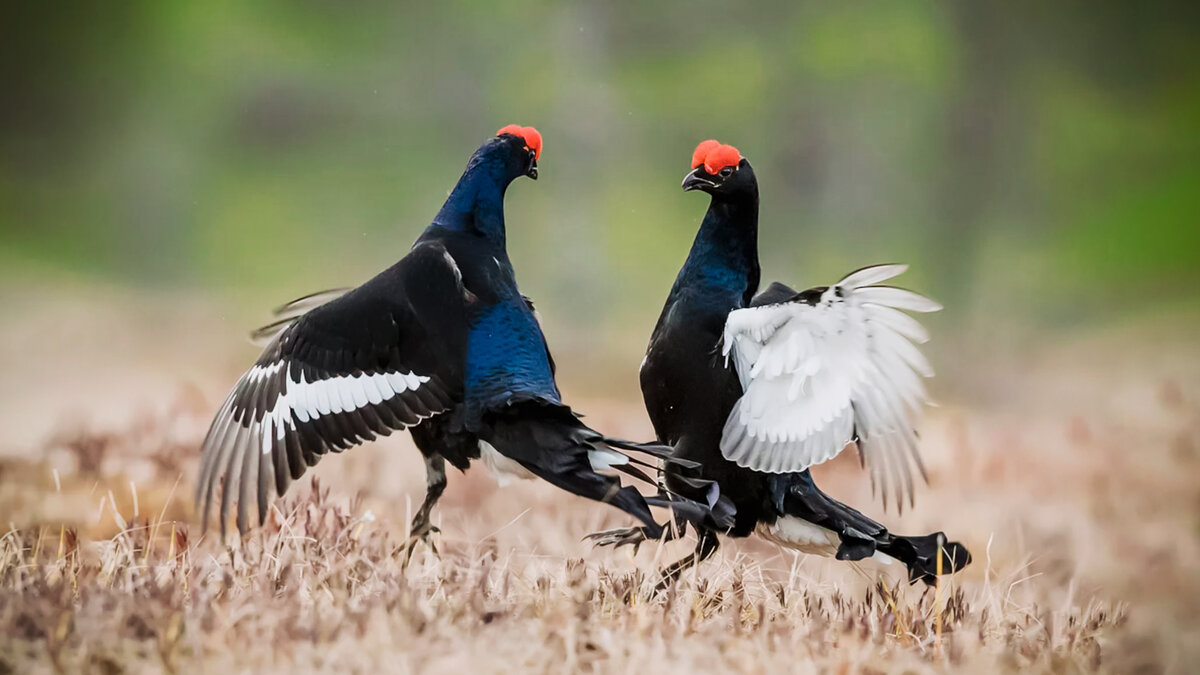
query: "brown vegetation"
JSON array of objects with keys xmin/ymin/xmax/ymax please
[{"xmin": 1, "ymin": 320, "xmax": 1198, "ymax": 673}]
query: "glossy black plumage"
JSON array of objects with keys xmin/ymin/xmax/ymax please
[
  {"xmin": 196, "ymin": 238, "xmax": 470, "ymax": 536},
  {"xmin": 592, "ymin": 151, "xmax": 969, "ymax": 586},
  {"xmin": 196, "ymin": 129, "xmax": 717, "ymax": 544}
]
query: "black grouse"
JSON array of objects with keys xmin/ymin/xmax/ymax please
[
  {"xmin": 589, "ymin": 140, "xmax": 971, "ymax": 587},
  {"xmin": 196, "ymin": 126, "xmax": 717, "ymax": 553}
]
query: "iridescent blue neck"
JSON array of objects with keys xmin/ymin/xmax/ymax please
[
  {"xmin": 429, "ymin": 141, "xmax": 517, "ymax": 246},
  {"xmin": 672, "ymin": 194, "xmax": 760, "ymax": 306}
]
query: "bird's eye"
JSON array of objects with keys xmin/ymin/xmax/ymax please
[{"xmin": 719, "ymin": 167, "xmax": 733, "ymax": 178}]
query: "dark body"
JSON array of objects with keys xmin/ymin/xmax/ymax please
[
  {"xmin": 620, "ymin": 158, "xmax": 969, "ymax": 585},
  {"xmin": 195, "ymin": 132, "xmax": 701, "ymax": 547},
  {"xmin": 641, "ymin": 194, "xmax": 772, "ymax": 538},
  {"xmin": 402, "ymin": 149, "xmax": 656, "ymax": 528}
]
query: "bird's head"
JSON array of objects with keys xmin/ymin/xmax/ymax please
[
  {"xmin": 494, "ymin": 124, "xmax": 543, "ymax": 180},
  {"xmin": 682, "ymin": 140, "xmax": 755, "ymax": 197}
]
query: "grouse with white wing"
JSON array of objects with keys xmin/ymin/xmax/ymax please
[{"xmin": 589, "ymin": 140, "xmax": 970, "ymax": 586}]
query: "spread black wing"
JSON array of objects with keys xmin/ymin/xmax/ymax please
[{"xmin": 196, "ymin": 241, "xmax": 470, "ymax": 536}]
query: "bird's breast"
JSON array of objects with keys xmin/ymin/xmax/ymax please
[{"xmin": 463, "ymin": 299, "xmax": 558, "ymax": 408}]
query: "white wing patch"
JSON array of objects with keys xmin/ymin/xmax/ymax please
[
  {"xmin": 241, "ymin": 364, "xmax": 431, "ymax": 456},
  {"xmin": 720, "ymin": 264, "xmax": 940, "ymax": 510}
]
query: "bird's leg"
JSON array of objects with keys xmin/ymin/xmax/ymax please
[
  {"xmin": 585, "ymin": 504, "xmax": 690, "ymax": 552},
  {"xmin": 654, "ymin": 528, "xmax": 719, "ymax": 592},
  {"xmin": 404, "ymin": 454, "xmax": 446, "ymax": 566}
]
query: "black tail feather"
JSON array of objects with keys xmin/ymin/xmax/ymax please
[
  {"xmin": 646, "ymin": 493, "xmax": 736, "ymax": 531},
  {"xmin": 601, "ymin": 435, "xmax": 701, "ymax": 469},
  {"xmin": 479, "ymin": 402, "xmax": 739, "ymax": 539},
  {"xmin": 602, "ymin": 436, "xmax": 737, "ymax": 530},
  {"xmin": 481, "ymin": 403, "xmax": 683, "ymax": 536},
  {"xmin": 609, "ymin": 459, "xmax": 662, "ymax": 488}
]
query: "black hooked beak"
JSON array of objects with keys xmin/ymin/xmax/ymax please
[
  {"xmin": 527, "ymin": 150, "xmax": 538, "ymax": 180},
  {"xmin": 682, "ymin": 168, "xmax": 715, "ymax": 192}
]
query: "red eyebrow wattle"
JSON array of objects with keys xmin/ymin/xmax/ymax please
[
  {"xmin": 691, "ymin": 139, "xmax": 720, "ymax": 169},
  {"xmin": 703, "ymin": 144, "xmax": 742, "ymax": 174},
  {"xmin": 497, "ymin": 124, "xmax": 543, "ymax": 160}
]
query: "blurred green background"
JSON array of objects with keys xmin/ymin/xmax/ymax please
[{"xmin": 3, "ymin": 1, "xmax": 1198, "ymax": 386}]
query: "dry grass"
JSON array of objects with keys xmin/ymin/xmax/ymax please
[
  {"xmin": 1, "ymin": 307, "xmax": 1198, "ymax": 673},
  {"xmin": 0, "ymin": 480, "xmax": 1128, "ymax": 674}
]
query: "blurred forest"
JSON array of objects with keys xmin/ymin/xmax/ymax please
[{"xmin": 2, "ymin": 1, "xmax": 1198, "ymax": 380}]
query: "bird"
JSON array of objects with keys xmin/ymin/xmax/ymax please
[
  {"xmin": 587, "ymin": 139, "xmax": 971, "ymax": 587},
  {"xmin": 195, "ymin": 125, "xmax": 720, "ymax": 554}
]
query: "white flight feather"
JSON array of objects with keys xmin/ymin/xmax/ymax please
[
  {"xmin": 227, "ymin": 366, "xmax": 433, "ymax": 456},
  {"xmin": 719, "ymin": 264, "xmax": 939, "ymax": 508}
]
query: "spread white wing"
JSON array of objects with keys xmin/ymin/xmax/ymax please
[{"xmin": 719, "ymin": 264, "xmax": 940, "ymax": 510}]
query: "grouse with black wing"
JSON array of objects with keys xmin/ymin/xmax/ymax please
[{"xmin": 197, "ymin": 126, "xmax": 717, "ymax": 553}]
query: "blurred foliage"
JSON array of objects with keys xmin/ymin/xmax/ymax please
[{"xmin": 2, "ymin": 1, "xmax": 1198, "ymax": 344}]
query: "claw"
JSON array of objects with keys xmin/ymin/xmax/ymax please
[
  {"xmin": 584, "ymin": 526, "xmax": 647, "ymax": 553},
  {"xmin": 403, "ymin": 524, "xmax": 441, "ymax": 567}
]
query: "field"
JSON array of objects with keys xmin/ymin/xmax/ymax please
[{"xmin": 1, "ymin": 293, "xmax": 1198, "ymax": 674}]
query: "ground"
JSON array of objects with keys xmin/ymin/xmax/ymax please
[{"xmin": 0, "ymin": 290, "xmax": 1197, "ymax": 673}]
